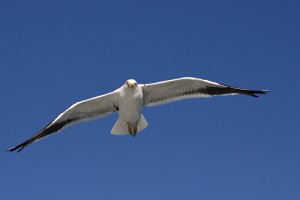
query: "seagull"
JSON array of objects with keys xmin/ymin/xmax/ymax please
[{"xmin": 8, "ymin": 77, "xmax": 268, "ymax": 152}]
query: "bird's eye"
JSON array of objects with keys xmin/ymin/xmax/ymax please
[
  {"xmin": 134, "ymin": 83, "xmax": 137, "ymax": 86},
  {"xmin": 125, "ymin": 81, "xmax": 128, "ymax": 85}
]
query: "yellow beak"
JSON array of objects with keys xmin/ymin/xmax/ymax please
[{"xmin": 128, "ymin": 83, "xmax": 135, "ymax": 88}]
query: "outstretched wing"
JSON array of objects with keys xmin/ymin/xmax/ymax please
[
  {"xmin": 142, "ymin": 77, "xmax": 268, "ymax": 106},
  {"xmin": 8, "ymin": 90, "xmax": 119, "ymax": 152}
]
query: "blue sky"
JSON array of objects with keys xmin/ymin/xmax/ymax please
[{"xmin": 1, "ymin": 0, "xmax": 299, "ymax": 199}]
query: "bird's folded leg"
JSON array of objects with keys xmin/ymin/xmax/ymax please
[
  {"xmin": 127, "ymin": 122, "xmax": 133, "ymax": 135},
  {"xmin": 127, "ymin": 122, "xmax": 137, "ymax": 137},
  {"xmin": 132, "ymin": 122, "xmax": 137, "ymax": 137}
]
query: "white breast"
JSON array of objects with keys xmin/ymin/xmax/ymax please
[{"xmin": 118, "ymin": 86, "xmax": 143, "ymax": 122}]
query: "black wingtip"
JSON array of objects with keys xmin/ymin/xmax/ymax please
[
  {"xmin": 7, "ymin": 147, "xmax": 17, "ymax": 152},
  {"xmin": 7, "ymin": 144, "xmax": 25, "ymax": 153},
  {"xmin": 248, "ymin": 89, "xmax": 270, "ymax": 97},
  {"xmin": 257, "ymin": 90, "xmax": 270, "ymax": 94}
]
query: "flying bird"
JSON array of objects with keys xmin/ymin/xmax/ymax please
[{"xmin": 8, "ymin": 77, "xmax": 268, "ymax": 152}]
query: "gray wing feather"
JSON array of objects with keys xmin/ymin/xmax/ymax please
[
  {"xmin": 8, "ymin": 90, "xmax": 119, "ymax": 152},
  {"xmin": 142, "ymin": 77, "xmax": 268, "ymax": 106}
]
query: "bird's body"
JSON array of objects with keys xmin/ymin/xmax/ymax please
[
  {"xmin": 118, "ymin": 80, "xmax": 143, "ymax": 124},
  {"xmin": 8, "ymin": 77, "xmax": 269, "ymax": 152},
  {"xmin": 112, "ymin": 79, "xmax": 146, "ymax": 136}
]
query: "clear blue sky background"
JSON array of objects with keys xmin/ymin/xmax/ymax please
[{"xmin": 1, "ymin": 0, "xmax": 299, "ymax": 199}]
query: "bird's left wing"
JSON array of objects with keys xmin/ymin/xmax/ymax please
[
  {"xmin": 142, "ymin": 77, "xmax": 268, "ymax": 106},
  {"xmin": 8, "ymin": 90, "xmax": 119, "ymax": 152}
]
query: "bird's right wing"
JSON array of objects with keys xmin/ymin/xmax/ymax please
[
  {"xmin": 8, "ymin": 90, "xmax": 120, "ymax": 152},
  {"xmin": 142, "ymin": 77, "xmax": 268, "ymax": 106}
]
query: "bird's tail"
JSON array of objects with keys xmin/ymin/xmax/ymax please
[
  {"xmin": 137, "ymin": 115, "xmax": 148, "ymax": 133},
  {"xmin": 111, "ymin": 115, "xmax": 148, "ymax": 135}
]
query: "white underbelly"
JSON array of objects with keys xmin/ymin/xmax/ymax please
[{"xmin": 118, "ymin": 91, "xmax": 143, "ymax": 123}]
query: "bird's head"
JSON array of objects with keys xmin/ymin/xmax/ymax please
[{"xmin": 125, "ymin": 79, "xmax": 138, "ymax": 89}]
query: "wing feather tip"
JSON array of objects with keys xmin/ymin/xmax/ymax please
[
  {"xmin": 7, "ymin": 144, "xmax": 26, "ymax": 153},
  {"xmin": 7, "ymin": 147, "xmax": 17, "ymax": 152},
  {"xmin": 248, "ymin": 89, "xmax": 270, "ymax": 97}
]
